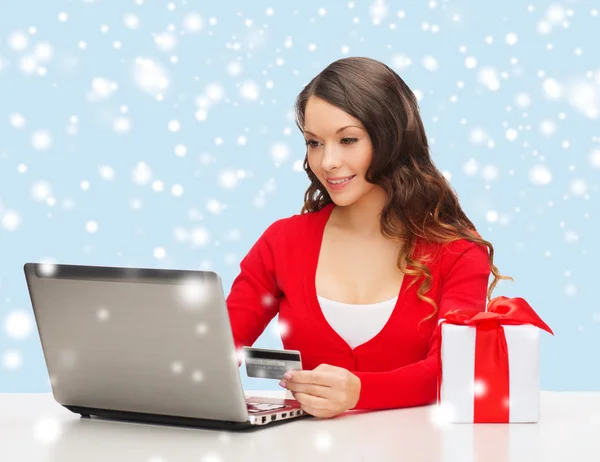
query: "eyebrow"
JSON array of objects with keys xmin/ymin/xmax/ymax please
[{"xmin": 303, "ymin": 125, "xmax": 363, "ymax": 137}]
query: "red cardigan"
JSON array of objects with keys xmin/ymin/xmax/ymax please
[{"xmin": 226, "ymin": 202, "xmax": 491, "ymax": 410}]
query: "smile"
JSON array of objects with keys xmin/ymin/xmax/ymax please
[{"xmin": 326, "ymin": 175, "xmax": 356, "ymax": 190}]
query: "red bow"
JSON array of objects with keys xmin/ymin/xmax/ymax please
[{"xmin": 437, "ymin": 296, "xmax": 553, "ymax": 422}]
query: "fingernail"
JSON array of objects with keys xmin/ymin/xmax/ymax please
[
  {"xmin": 283, "ymin": 372, "xmax": 292, "ymax": 380},
  {"xmin": 278, "ymin": 380, "xmax": 287, "ymax": 388}
]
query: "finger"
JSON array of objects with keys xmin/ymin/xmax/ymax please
[
  {"xmin": 286, "ymin": 369, "xmax": 336, "ymax": 386},
  {"xmin": 285, "ymin": 381, "xmax": 333, "ymax": 400},
  {"xmin": 300, "ymin": 404, "xmax": 334, "ymax": 419},
  {"xmin": 293, "ymin": 391, "xmax": 331, "ymax": 410}
]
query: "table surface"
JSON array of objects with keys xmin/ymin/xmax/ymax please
[{"xmin": 1, "ymin": 390, "xmax": 599, "ymax": 462}]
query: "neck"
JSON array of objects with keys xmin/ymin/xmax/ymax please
[{"xmin": 331, "ymin": 186, "xmax": 391, "ymax": 238}]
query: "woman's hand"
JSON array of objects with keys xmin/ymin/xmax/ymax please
[{"xmin": 279, "ymin": 363, "xmax": 361, "ymax": 418}]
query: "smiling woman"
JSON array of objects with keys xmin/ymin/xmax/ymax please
[
  {"xmin": 225, "ymin": 56, "xmax": 513, "ymax": 419},
  {"xmin": 302, "ymin": 103, "xmax": 373, "ymax": 203}
]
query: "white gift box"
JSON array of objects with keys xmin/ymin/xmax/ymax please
[{"xmin": 439, "ymin": 324, "xmax": 540, "ymax": 423}]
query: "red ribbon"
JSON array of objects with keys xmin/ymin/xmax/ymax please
[{"xmin": 437, "ymin": 296, "xmax": 553, "ymax": 422}]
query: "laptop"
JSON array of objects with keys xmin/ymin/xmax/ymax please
[{"xmin": 23, "ymin": 262, "xmax": 309, "ymax": 430}]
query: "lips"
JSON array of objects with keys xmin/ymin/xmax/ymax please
[
  {"xmin": 326, "ymin": 175, "xmax": 356, "ymax": 183},
  {"xmin": 324, "ymin": 174, "xmax": 356, "ymax": 191}
]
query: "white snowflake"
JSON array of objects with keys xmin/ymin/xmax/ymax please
[
  {"xmin": 152, "ymin": 180, "xmax": 164, "ymax": 192},
  {"xmin": 469, "ymin": 128, "xmax": 489, "ymax": 145},
  {"xmin": 98, "ymin": 165, "xmax": 115, "ymax": 180},
  {"xmin": 123, "ymin": 13, "xmax": 140, "ymax": 30},
  {"xmin": 392, "ymin": 53, "xmax": 412, "ymax": 71},
  {"xmin": 218, "ymin": 169, "xmax": 239, "ymax": 189},
  {"xmin": 205, "ymin": 83, "xmax": 225, "ymax": 102},
  {"xmin": 191, "ymin": 227, "xmax": 211, "ymax": 246},
  {"xmin": 113, "ymin": 117, "xmax": 132, "ymax": 134},
  {"xmin": 486, "ymin": 210, "xmax": 499, "ymax": 223},
  {"xmin": 1, "ymin": 210, "xmax": 21, "ymax": 231},
  {"xmin": 9, "ymin": 113, "xmax": 26, "ymax": 129},
  {"xmin": 429, "ymin": 402, "xmax": 457, "ymax": 426},
  {"xmin": 8, "ymin": 31, "xmax": 28, "ymax": 51},
  {"xmin": 171, "ymin": 184, "xmax": 184, "ymax": 196},
  {"xmin": 183, "ymin": 13, "xmax": 204, "ymax": 33},
  {"xmin": 369, "ymin": 1, "xmax": 388, "ymax": 24},
  {"xmin": 422, "ymin": 56, "xmax": 439, "ymax": 72},
  {"xmin": 31, "ymin": 130, "xmax": 52, "ymax": 150},
  {"xmin": 85, "ymin": 221, "xmax": 99, "ymax": 233},
  {"xmin": 564, "ymin": 283, "xmax": 577, "ymax": 296},
  {"xmin": 463, "ymin": 158, "xmax": 479, "ymax": 176},
  {"xmin": 505, "ymin": 33, "xmax": 518, "ymax": 45},
  {"xmin": 529, "ymin": 165, "xmax": 552, "ymax": 185},
  {"xmin": 226, "ymin": 60, "xmax": 243, "ymax": 76},
  {"xmin": 271, "ymin": 143, "xmax": 290, "ymax": 163},
  {"xmin": 515, "ymin": 93, "xmax": 531, "ymax": 107},
  {"xmin": 589, "ymin": 149, "xmax": 600, "ymax": 169},
  {"xmin": 274, "ymin": 319, "xmax": 289, "ymax": 338},
  {"xmin": 540, "ymin": 119, "xmax": 556, "ymax": 136},
  {"xmin": 97, "ymin": 307, "xmax": 110, "ymax": 321},
  {"xmin": 569, "ymin": 179, "xmax": 587, "ymax": 197},
  {"xmin": 171, "ymin": 361, "xmax": 184, "ymax": 374},
  {"xmin": 315, "ymin": 431, "xmax": 333, "ymax": 452},
  {"xmin": 477, "ymin": 67, "xmax": 500, "ymax": 91},
  {"xmin": 32, "ymin": 181, "xmax": 52, "ymax": 201},
  {"xmin": 505, "ymin": 128, "xmax": 518, "ymax": 141},
  {"xmin": 206, "ymin": 199, "xmax": 225, "ymax": 214},
  {"xmin": 292, "ymin": 160, "xmax": 304, "ymax": 172},
  {"xmin": 168, "ymin": 120, "xmax": 181, "ymax": 132},
  {"xmin": 481, "ymin": 165, "xmax": 499, "ymax": 182},
  {"xmin": 33, "ymin": 418, "xmax": 62, "ymax": 444},
  {"xmin": 3, "ymin": 350, "xmax": 22, "ymax": 369},
  {"xmin": 566, "ymin": 80, "xmax": 598, "ymax": 119},
  {"xmin": 239, "ymin": 81, "xmax": 259, "ymax": 100},
  {"xmin": 88, "ymin": 77, "xmax": 118, "ymax": 101},
  {"xmin": 4, "ymin": 310, "xmax": 33, "ymax": 339},
  {"xmin": 542, "ymin": 78, "xmax": 562, "ymax": 99},
  {"xmin": 132, "ymin": 162, "xmax": 153, "ymax": 185},
  {"xmin": 132, "ymin": 58, "xmax": 169, "ymax": 96},
  {"xmin": 200, "ymin": 452, "xmax": 222, "ymax": 462},
  {"xmin": 34, "ymin": 42, "xmax": 53, "ymax": 62},
  {"xmin": 154, "ymin": 32, "xmax": 177, "ymax": 52},
  {"xmin": 195, "ymin": 322, "xmax": 208, "ymax": 335}
]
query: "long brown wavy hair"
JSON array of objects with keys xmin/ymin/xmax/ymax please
[{"xmin": 294, "ymin": 56, "xmax": 513, "ymax": 321}]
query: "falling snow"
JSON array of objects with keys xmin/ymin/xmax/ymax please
[{"xmin": 0, "ymin": 0, "xmax": 597, "ymax": 402}]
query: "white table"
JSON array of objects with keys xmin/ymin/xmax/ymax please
[{"xmin": 1, "ymin": 391, "xmax": 599, "ymax": 461}]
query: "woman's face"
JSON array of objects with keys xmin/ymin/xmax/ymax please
[{"xmin": 304, "ymin": 96, "xmax": 376, "ymax": 206}]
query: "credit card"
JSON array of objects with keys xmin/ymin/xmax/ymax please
[{"xmin": 243, "ymin": 347, "xmax": 302, "ymax": 380}]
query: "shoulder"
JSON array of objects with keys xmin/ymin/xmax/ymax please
[
  {"xmin": 268, "ymin": 203, "xmax": 331, "ymax": 236},
  {"xmin": 416, "ymin": 234, "xmax": 489, "ymax": 271},
  {"xmin": 437, "ymin": 236, "xmax": 490, "ymax": 277},
  {"xmin": 260, "ymin": 203, "xmax": 330, "ymax": 241}
]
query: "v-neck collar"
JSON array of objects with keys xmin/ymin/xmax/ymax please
[{"xmin": 308, "ymin": 202, "xmax": 409, "ymax": 353}]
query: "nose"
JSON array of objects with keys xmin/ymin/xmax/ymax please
[{"xmin": 320, "ymin": 143, "xmax": 343, "ymax": 172}]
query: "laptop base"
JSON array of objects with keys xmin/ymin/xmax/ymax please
[{"xmin": 65, "ymin": 405, "xmax": 309, "ymax": 431}]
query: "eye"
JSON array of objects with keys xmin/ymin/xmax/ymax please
[{"xmin": 304, "ymin": 138, "xmax": 358, "ymax": 148}]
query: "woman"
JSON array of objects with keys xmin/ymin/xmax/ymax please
[{"xmin": 226, "ymin": 56, "xmax": 512, "ymax": 419}]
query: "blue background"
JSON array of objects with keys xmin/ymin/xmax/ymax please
[{"xmin": 0, "ymin": 0, "xmax": 598, "ymax": 393}]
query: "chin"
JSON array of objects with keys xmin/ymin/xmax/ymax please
[
  {"xmin": 327, "ymin": 184, "xmax": 377, "ymax": 207},
  {"xmin": 326, "ymin": 192, "xmax": 360, "ymax": 207}
]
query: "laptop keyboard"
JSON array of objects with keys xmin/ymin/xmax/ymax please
[{"xmin": 246, "ymin": 402, "xmax": 289, "ymax": 413}]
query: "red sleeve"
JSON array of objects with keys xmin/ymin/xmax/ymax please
[
  {"xmin": 352, "ymin": 239, "xmax": 491, "ymax": 410},
  {"xmin": 225, "ymin": 219, "xmax": 286, "ymax": 366}
]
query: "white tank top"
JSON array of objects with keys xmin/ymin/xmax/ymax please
[{"xmin": 317, "ymin": 294, "xmax": 398, "ymax": 349}]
